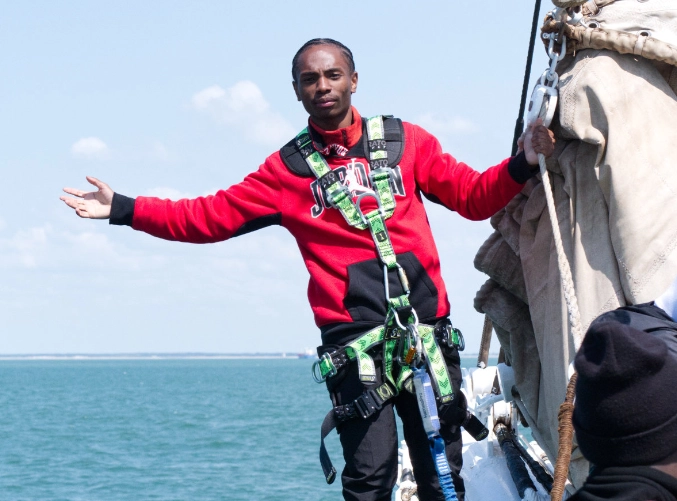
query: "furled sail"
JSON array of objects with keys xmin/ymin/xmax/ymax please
[{"xmin": 474, "ymin": 0, "xmax": 677, "ymax": 490}]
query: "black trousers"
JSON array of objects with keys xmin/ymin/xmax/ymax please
[{"xmin": 325, "ymin": 343, "xmax": 466, "ymax": 501}]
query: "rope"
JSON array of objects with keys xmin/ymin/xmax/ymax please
[
  {"xmin": 542, "ymin": 21, "xmax": 677, "ymax": 68},
  {"xmin": 534, "ymin": 72, "xmax": 584, "ymax": 498},
  {"xmin": 539, "ymin": 149, "xmax": 582, "ymax": 499},
  {"xmin": 477, "ymin": 315, "xmax": 493, "ymax": 369},
  {"xmin": 552, "ymin": 0, "xmax": 586, "ymax": 6},
  {"xmin": 550, "ymin": 373, "xmax": 578, "ymax": 501},
  {"xmin": 538, "ymin": 153, "xmax": 585, "ymax": 350}
]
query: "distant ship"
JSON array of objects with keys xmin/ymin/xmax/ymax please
[{"xmin": 297, "ymin": 349, "xmax": 317, "ymax": 359}]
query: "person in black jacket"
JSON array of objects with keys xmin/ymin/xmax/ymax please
[{"xmin": 569, "ymin": 315, "xmax": 677, "ymax": 501}]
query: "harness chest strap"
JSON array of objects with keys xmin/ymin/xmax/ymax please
[
  {"xmin": 296, "ymin": 116, "xmax": 397, "ymax": 231},
  {"xmin": 297, "ymin": 131, "xmax": 366, "ymax": 229}
]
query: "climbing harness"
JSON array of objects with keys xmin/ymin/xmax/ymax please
[{"xmin": 297, "ymin": 115, "xmax": 478, "ymax": 499}]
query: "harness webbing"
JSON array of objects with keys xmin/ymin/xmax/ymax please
[
  {"xmin": 316, "ymin": 323, "xmax": 457, "ymax": 484},
  {"xmin": 295, "ymin": 116, "xmax": 398, "ymax": 231},
  {"xmin": 315, "ymin": 324, "xmax": 453, "ymax": 399},
  {"xmin": 366, "ymin": 116, "xmax": 397, "ymax": 215},
  {"xmin": 304, "ymin": 115, "xmax": 459, "ymax": 499},
  {"xmin": 295, "ymin": 130, "xmax": 366, "ymax": 229}
]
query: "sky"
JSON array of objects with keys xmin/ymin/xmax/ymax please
[{"xmin": 1, "ymin": 1, "xmax": 557, "ymax": 355}]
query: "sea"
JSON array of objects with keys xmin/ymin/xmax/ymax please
[{"xmin": 0, "ymin": 356, "xmax": 489, "ymax": 501}]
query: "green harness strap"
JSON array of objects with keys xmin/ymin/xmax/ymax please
[
  {"xmin": 296, "ymin": 116, "xmax": 397, "ymax": 231},
  {"xmin": 305, "ymin": 115, "xmax": 453, "ymax": 403},
  {"xmin": 315, "ymin": 323, "xmax": 454, "ymax": 403}
]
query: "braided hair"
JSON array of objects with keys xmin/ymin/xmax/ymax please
[{"xmin": 291, "ymin": 38, "xmax": 355, "ymax": 82}]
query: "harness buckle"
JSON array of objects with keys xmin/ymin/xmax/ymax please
[
  {"xmin": 312, "ymin": 352, "xmax": 337, "ymax": 383},
  {"xmin": 437, "ymin": 323, "xmax": 466, "ymax": 351},
  {"xmin": 326, "ymin": 185, "xmax": 352, "ymax": 210},
  {"xmin": 353, "ymin": 389, "xmax": 383, "ymax": 419},
  {"xmin": 368, "ymin": 167, "xmax": 394, "ymax": 192},
  {"xmin": 355, "ymin": 192, "xmax": 385, "ymax": 226}
]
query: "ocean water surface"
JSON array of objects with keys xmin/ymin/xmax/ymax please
[{"xmin": 0, "ymin": 357, "xmax": 482, "ymax": 500}]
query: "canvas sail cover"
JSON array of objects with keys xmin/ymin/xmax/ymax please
[{"xmin": 474, "ymin": 0, "xmax": 677, "ymax": 488}]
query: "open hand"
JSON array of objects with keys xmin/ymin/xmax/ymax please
[
  {"xmin": 60, "ymin": 176, "xmax": 113, "ymax": 219},
  {"xmin": 520, "ymin": 119, "xmax": 556, "ymax": 165}
]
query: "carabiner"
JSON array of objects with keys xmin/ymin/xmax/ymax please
[
  {"xmin": 397, "ymin": 323, "xmax": 420, "ymax": 367},
  {"xmin": 383, "ymin": 263, "xmax": 411, "ymax": 303},
  {"xmin": 393, "ymin": 306, "xmax": 418, "ymax": 332}
]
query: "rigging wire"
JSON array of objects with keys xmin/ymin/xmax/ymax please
[{"xmin": 512, "ymin": 0, "xmax": 543, "ymax": 156}]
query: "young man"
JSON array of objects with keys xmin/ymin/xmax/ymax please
[{"xmin": 61, "ymin": 39, "xmax": 555, "ymax": 501}]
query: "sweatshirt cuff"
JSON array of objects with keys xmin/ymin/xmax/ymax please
[
  {"xmin": 109, "ymin": 193, "xmax": 136, "ymax": 226},
  {"xmin": 507, "ymin": 151, "xmax": 539, "ymax": 184}
]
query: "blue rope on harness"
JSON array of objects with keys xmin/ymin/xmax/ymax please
[{"xmin": 413, "ymin": 367, "xmax": 458, "ymax": 501}]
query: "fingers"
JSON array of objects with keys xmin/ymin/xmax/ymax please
[
  {"xmin": 60, "ymin": 196, "xmax": 79, "ymax": 209},
  {"xmin": 63, "ymin": 177, "xmax": 109, "ymax": 197},
  {"xmin": 516, "ymin": 134, "xmax": 525, "ymax": 154},
  {"xmin": 62, "ymin": 187, "xmax": 88, "ymax": 198},
  {"xmin": 86, "ymin": 176, "xmax": 109, "ymax": 191},
  {"xmin": 532, "ymin": 127, "xmax": 556, "ymax": 157},
  {"xmin": 59, "ymin": 196, "xmax": 92, "ymax": 218}
]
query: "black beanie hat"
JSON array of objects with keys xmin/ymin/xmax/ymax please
[{"xmin": 573, "ymin": 320, "xmax": 677, "ymax": 466}]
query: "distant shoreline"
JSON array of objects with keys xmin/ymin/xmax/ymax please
[{"xmin": 0, "ymin": 352, "xmax": 499, "ymax": 361}]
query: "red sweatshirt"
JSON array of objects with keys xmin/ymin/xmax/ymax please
[{"xmin": 111, "ymin": 108, "xmax": 533, "ymax": 342}]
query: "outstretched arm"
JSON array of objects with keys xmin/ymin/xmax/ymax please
[
  {"xmin": 60, "ymin": 176, "xmax": 113, "ymax": 219},
  {"xmin": 60, "ymin": 157, "xmax": 285, "ymax": 244},
  {"xmin": 413, "ymin": 119, "xmax": 556, "ymax": 221}
]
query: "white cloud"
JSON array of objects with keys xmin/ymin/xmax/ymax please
[
  {"xmin": 148, "ymin": 141, "xmax": 176, "ymax": 162},
  {"xmin": 0, "ymin": 225, "xmax": 49, "ymax": 268},
  {"xmin": 0, "ymin": 224, "xmax": 147, "ymax": 270},
  {"xmin": 71, "ymin": 137, "xmax": 110, "ymax": 160},
  {"xmin": 190, "ymin": 81, "xmax": 295, "ymax": 147},
  {"xmin": 415, "ymin": 113, "xmax": 479, "ymax": 137}
]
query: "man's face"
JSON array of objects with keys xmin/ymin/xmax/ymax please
[{"xmin": 293, "ymin": 44, "xmax": 358, "ymax": 130}]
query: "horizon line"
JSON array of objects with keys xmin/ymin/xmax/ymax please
[{"xmin": 0, "ymin": 351, "xmax": 500, "ymax": 360}]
